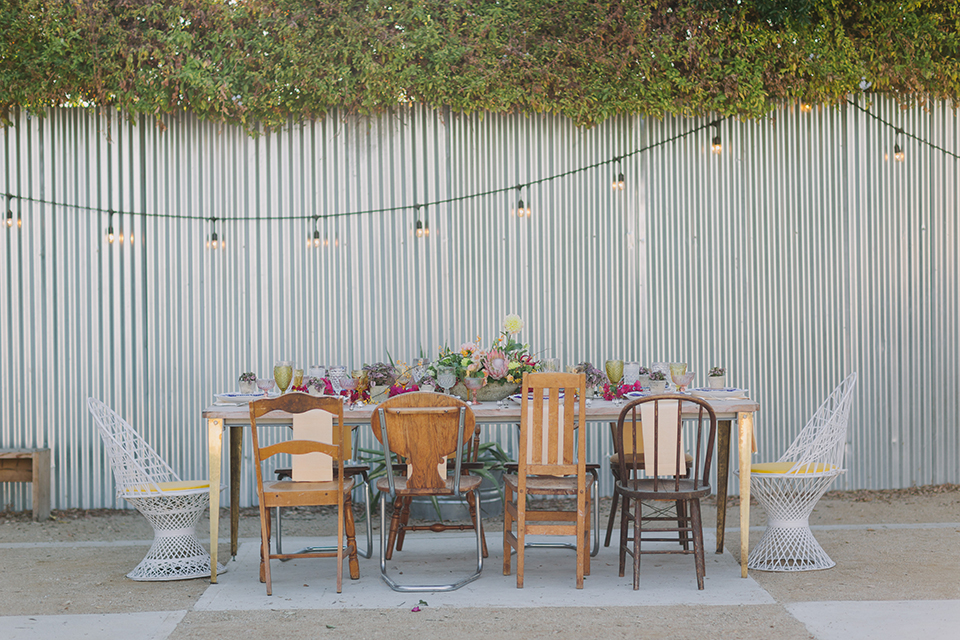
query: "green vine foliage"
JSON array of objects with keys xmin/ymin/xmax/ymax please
[{"xmin": 1, "ymin": 1, "xmax": 958, "ymax": 131}]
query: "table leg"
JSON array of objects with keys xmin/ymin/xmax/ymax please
[
  {"xmin": 229, "ymin": 426, "xmax": 243, "ymax": 559},
  {"xmin": 715, "ymin": 419, "xmax": 731, "ymax": 554},
  {"xmin": 207, "ymin": 418, "xmax": 224, "ymax": 584},
  {"xmin": 738, "ymin": 411, "xmax": 754, "ymax": 578}
]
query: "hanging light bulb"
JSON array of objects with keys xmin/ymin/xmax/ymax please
[
  {"xmin": 894, "ymin": 128, "xmax": 905, "ymax": 162},
  {"xmin": 311, "ymin": 229, "xmax": 321, "ymax": 248},
  {"xmin": 118, "ymin": 231, "xmax": 124, "ymax": 244},
  {"xmin": 107, "ymin": 225, "xmax": 115, "ymax": 243},
  {"xmin": 129, "ymin": 231, "xmax": 135, "ymax": 245},
  {"xmin": 5, "ymin": 209, "xmax": 12, "ymax": 228},
  {"xmin": 611, "ymin": 158, "xmax": 625, "ymax": 190},
  {"xmin": 210, "ymin": 231, "xmax": 219, "ymax": 250},
  {"xmin": 415, "ymin": 219, "xmax": 424, "ymax": 238},
  {"xmin": 800, "ymin": 102, "xmax": 812, "ymax": 113},
  {"xmin": 711, "ymin": 121, "xmax": 723, "ymax": 155}
]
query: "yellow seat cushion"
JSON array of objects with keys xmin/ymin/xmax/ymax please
[
  {"xmin": 751, "ymin": 462, "xmax": 836, "ymax": 475},
  {"xmin": 125, "ymin": 480, "xmax": 210, "ymax": 494}
]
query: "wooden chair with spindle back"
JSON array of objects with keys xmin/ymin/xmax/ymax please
[
  {"xmin": 614, "ymin": 394, "xmax": 717, "ymax": 589},
  {"xmin": 503, "ymin": 371, "xmax": 593, "ymax": 589}
]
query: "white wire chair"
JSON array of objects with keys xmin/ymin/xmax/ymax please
[
  {"xmin": 87, "ymin": 397, "xmax": 226, "ymax": 581},
  {"xmin": 744, "ymin": 373, "xmax": 858, "ymax": 571}
]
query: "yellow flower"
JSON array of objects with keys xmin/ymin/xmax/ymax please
[{"xmin": 502, "ymin": 313, "xmax": 524, "ymax": 335}]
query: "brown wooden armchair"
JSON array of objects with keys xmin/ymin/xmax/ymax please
[
  {"xmin": 503, "ymin": 372, "xmax": 593, "ymax": 589},
  {"xmin": 371, "ymin": 392, "xmax": 483, "ymax": 592},
  {"xmin": 249, "ymin": 393, "xmax": 360, "ymax": 595}
]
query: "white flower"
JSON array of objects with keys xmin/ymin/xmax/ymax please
[{"xmin": 502, "ymin": 314, "xmax": 524, "ymax": 335}]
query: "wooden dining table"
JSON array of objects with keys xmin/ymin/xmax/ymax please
[{"xmin": 202, "ymin": 394, "xmax": 760, "ymax": 583}]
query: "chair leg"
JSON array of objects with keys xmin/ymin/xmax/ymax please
[
  {"xmin": 358, "ymin": 472, "xmax": 374, "ymax": 559},
  {"xmin": 690, "ymin": 498, "xmax": 705, "ymax": 590},
  {"xmin": 516, "ymin": 492, "xmax": 525, "ymax": 589},
  {"xmin": 618, "ymin": 493, "xmax": 630, "ymax": 577},
  {"xmin": 676, "ymin": 500, "xmax": 690, "ymax": 550},
  {"xmin": 343, "ymin": 497, "xmax": 360, "ymax": 580},
  {"xmin": 465, "ymin": 487, "xmax": 489, "ymax": 558},
  {"xmin": 384, "ymin": 496, "xmax": 406, "ymax": 560},
  {"xmin": 605, "ymin": 482, "xmax": 620, "ymax": 547},
  {"xmin": 275, "ymin": 506, "xmax": 283, "ymax": 554},
  {"xmin": 395, "ymin": 495, "xmax": 413, "ymax": 551},
  {"xmin": 260, "ymin": 507, "xmax": 272, "ymax": 595},
  {"xmin": 583, "ymin": 487, "xmax": 591, "ymax": 578},
  {"xmin": 632, "ymin": 498, "xmax": 642, "ymax": 590}
]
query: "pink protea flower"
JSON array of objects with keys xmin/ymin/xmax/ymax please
[{"xmin": 484, "ymin": 350, "xmax": 510, "ymax": 379}]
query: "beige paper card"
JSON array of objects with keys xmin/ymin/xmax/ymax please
[
  {"xmin": 292, "ymin": 409, "xmax": 334, "ymax": 482},
  {"xmin": 640, "ymin": 400, "xmax": 686, "ymax": 477}
]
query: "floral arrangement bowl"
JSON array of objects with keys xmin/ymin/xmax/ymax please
[
  {"xmin": 238, "ymin": 372, "xmax": 257, "ymax": 394},
  {"xmin": 430, "ymin": 313, "xmax": 537, "ymax": 402}
]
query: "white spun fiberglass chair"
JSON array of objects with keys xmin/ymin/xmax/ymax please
[
  {"xmin": 87, "ymin": 397, "xmax": 225, "ymax": 581},
  {"xmin": 745, "ymin": 373, "xmax": 858, "ymax": 572}
]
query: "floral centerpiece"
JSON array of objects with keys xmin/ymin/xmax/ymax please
[
  {"xmin": 428, "ymin": 313, "xmax": 538, "ymax": 402},
  {"xmin": 363, "ymin": 361, "xmax": 399, "ymax": 402},
  {"xmin": 708, "ymin": 366, "xmax": 726, "ymax": 389}
]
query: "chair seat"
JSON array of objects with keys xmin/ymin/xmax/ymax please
[
  {"xmin": 617, "ymin": 478, "xmax": 710, "ymax": 501},
  {"xmin": 751, "ymin": 461, "xmax": 838, "ymax": 475},
  {"xmin": 262, "ymin": 477, "xmax": 356, "ymax": 505},
  {"xmin": 375, "ymin": 474, "xmax": 482, "ymax": 496},
  {"xmin": 504, "ymin": 473, "xmax": 596, "ymax": 495}
]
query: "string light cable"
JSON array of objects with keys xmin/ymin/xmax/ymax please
[
  {"xmin": 847, "ymin": 99, "xmax": 960, "ymax": 161},
  {"xmin": 3, "ymin": 117, "xmax": 727, "ymax": 228}
]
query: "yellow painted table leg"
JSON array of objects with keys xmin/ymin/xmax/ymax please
[
  {"xmin": 738, "ymin": 411, "xmax": 754, "ymax": 578},
  {"xmin": 207, "ymin": 418, "xmax": 224, "ymax": 583}
]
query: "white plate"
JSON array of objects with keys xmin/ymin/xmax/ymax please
[
  {"xmin": 690, "ymin": 388, "xmax": 748, "ymax": 399},
  {"xmin": 508, "ymin": 391, "xmax": 565, "ymax": 404},
  {"xmin": 214, "ymin": 392, "xmax": 267, "ymax": 404}
]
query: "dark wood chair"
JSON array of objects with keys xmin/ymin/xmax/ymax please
[
  {"xmin": 249, "ymin": 393, "xmax": 360, "ymax": 595},
  {"xmin": 503, "ymin": 372, "xmax": 592, "ymax": 589},
  {"xmin": 371, "ymin": 392, "xmax": 483, "ymax": 592},
  {"xmin": 614, "ymin": 394, "xmax": 717, "ymax": 589},
  {"xmin": 603, "ymin": 420, "xmax": 694, "ymax": 549}
]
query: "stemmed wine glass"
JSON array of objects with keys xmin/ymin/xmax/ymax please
[
  {"xmin": 274, "ymin": 361, "xmax": 294, "ymax": 394},
  {"xmin": 328, "ymin": 365, "xmax": 347, "ymax": 398},
  {"xmin": 673, "ymin": 371, "xmax": 695, "ymax": 393},
  {"xmin": 668, "ymin": 362, "xmax": 688, "ymax": 391},
  {"xmin": 463, "ymin": 375, "xmax": 485, "ymax": 405},
  {"xmin": 413, "ymin": 358, "xmax": 429, "ymax": 384},
  {"xmin": 340, "ymin": 375, "xmax": 358, "ymax": 408},
  {"xmin": 256, "ymin": 378, "xmax": 275, "ymax": 396},
  {"xmin": 437, "ymin": 366, "xmax": 456, "ymax": 396},
  {"xmin": 605, "ymin": 359, "xmax": 624, "ymax": 385}
]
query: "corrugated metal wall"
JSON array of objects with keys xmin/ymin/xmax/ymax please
[{"xmin": 1, "ymin": 98, "xmax": 957, "ymax": 510}]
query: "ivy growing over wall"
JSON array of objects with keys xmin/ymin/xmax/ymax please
[{"xmin": 1, "ymin": 1, "xmax": 958, "ymax": 130}]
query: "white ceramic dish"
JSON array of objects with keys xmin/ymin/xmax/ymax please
[
  {"xmin": 508, "ymin": 391, "xmax": 565, "ymax": 404},
  {"xmin": 214, "ymin": 392, "xmax": 267, "ymax": 404},
  {"xmin": 690, "ymin": 388, "xmax": 748, "ymax": 399}
]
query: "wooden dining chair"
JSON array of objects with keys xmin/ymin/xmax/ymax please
[
  {"xmin": 249, "ymin": 393, "xmax": 360, "ymax": 595},
  {"xmin": 371, "ymin": 392, "xmax": 483, "ymax": 592},
  {"xmin": 614, "ymin": 395, "xmax": 717, "ymax": 589},
  {"xmin": 603, "ymin": 420, "xmax": 694, "ymax": 549},
  {"xmin": 503, "ymin": 372, "xmax": 592, "ymax": 589},
  {"xmin": 383, "ymin": 418, "xmax": 489, "ymax": 561}
]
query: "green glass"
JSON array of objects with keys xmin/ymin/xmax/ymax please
[
  {"xmin": 274, "ymin": 360, "xmax": 294, "ymax": 393},
  {"xmin": 605, "ymin": 359, "xmax": 624, "ymax": 385}
]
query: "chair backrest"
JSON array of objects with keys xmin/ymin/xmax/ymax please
[
  {"xmin": 248, "ymin": 393, "xmax": 347, "ymax": 490},
  {"xmin": 615, "ymin": 395, "xmax": 718, "ymax": 492},
  {"xmin": 778, "ymin": 372, "xmax": 858, "ymax": 472},
  {"xmin": 86, "ymin": 397, "xmax": 179, "ymax": 496},
  {"xmin": 370, "ymin": 392, "xmax": 475, "ymax": 494},
  {"xmin": 517, "ymin": 372, "xmax": 586, "ymax": 478}
]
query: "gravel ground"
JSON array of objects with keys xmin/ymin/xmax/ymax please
[{"xmin": 2, "ymin": 485, "xmax": 959, "ymax": 639}]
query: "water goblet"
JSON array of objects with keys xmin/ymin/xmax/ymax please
[
  {"xmin": 292, "ymin": 368, "xmax": 304, "ymax": 389},
  {"xmin": 543, "ymin": 358, "xmax": 560, "ymax": 372},
  {"xmin": 413, "ymin": 358, "xmax": 429, "ymax": 383},
  {"xmin": 307, "ymin": 365, "xmax": 326, "ymax": 380},
  {"xmin": 668, "ymin": 362, "xmax": 688, "ymax": 390},
  {"xmin": 328, "ymin": 365, "xmax": 347, "ymax": 397},
  {"xmin": 605, "ymin": 359, "xmax": 624, "ymax": 385},
  {"xmin": 673, "ymin": 371, "xmax": 695, "ymax": 393},
  {"xmin": 256, "ymin": 378, "xmax": 275, "ymax": 396},
  {"xmin": 437, "ymin": 366, "xmax": 457, "ymax": 396},
  {"xmin": 463, "ymin": 375, "xmax": 485, "ymax": 405},
  {"xmin": 274, "ymin": 360, "xmax": 294, "ymax": 393}
]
